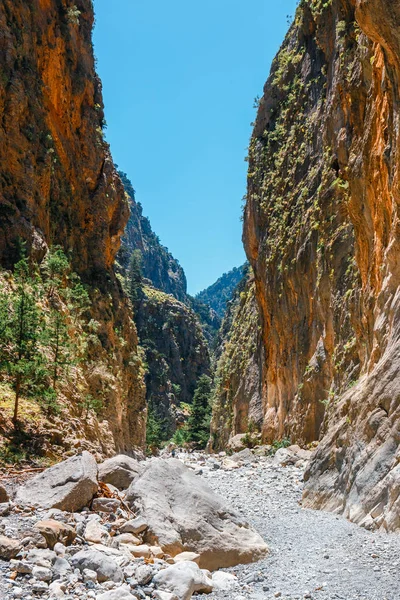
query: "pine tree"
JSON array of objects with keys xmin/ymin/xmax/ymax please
[
  {"xmin": 187, "ymin": 375, "xmax": 212, "ymax": 448},
  {"xmin": 0, "ymin": 257, "xmax": 44, "ymax": 424},
  {"xmin": 146, "ymin": 401, "xmax": 163, "ymax": 450},
  {"xmin": 41, "ymin": 246, "xmax": 70, "ymax": 299},
  {"xmin": 45, "ymin": 309, "xmax": 73, "ymax": 390}
]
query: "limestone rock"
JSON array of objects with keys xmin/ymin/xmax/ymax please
[
  {"xmin": 173, "ymin": 552, "xmax": 200, "ymax": 565},
  {"xmin": 274, "ymin": 445, "xmax": 312, "ymax": 467},
  {"xmin": 129, "ymin": 544, "xmax": 151, "ymax": 558},
  {"xmin": 15, "ymin": 452, "xmax": 98, "ymax": 512},
  {"xmin": 84, "ymin": 520, "xmax": 110, "ymax": 545},
  {"xmin": 212, "ymin": 571, "xmax": 238, "ymax": 591},
  {"xmin": 98, "ymin": 454, "xmax": 143, "ymax": 490},
  {"xmin": 126, "ymin": 458, "xmax": 268, "ymax": 569},
  {"xmin": 120, "ymin": 517, "xmax": 148, "ymax": 535},
  {"xmin": 34, "ymin": 520, "xmax": 76, "ymax": 549},
  {"xmin": 227, "ymin": 434, "xmax": 247, "ymax": 452},
  {"xmin": 231, "ymin": 448, "xmax": 256, "ymax": 464},
  {"xmin": 153, "ymin": 561, "xmax": 213, "ymax": 600},
  {"xmin": 71, "ymin": 549, "xmax": 124, "ymax": 583},
  {"xmin": 96, "ymin": 585, "xmax": 138, "ymax": 600},
  {"xmin": 0, "ymin": 536, "xmax": 22, "ymax": 560}
]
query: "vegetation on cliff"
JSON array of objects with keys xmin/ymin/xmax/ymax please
[{"xmin": 196, "ymin": 265, "xmax": 246, "ymax": 319}]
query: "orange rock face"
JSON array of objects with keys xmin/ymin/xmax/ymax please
[
  {"xmin": 213, "ymin": 0, "xmax": 400, "ymax": 530},
  {"xmin": 0, "ymin": 0, "xmax": 146, "ymax": 452}
]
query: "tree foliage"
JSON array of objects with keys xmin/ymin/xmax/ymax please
[
  {"xmin": 187, "ymin": 374, "xmax": 213, "ymax": 448},
  {"xmin": 0, "ymin": 246, "xmax": 91, "ymax": 425}
]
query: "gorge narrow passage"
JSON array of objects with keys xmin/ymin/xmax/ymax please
[{"xmin": 193, "ymin": 454, "xmax": 400, "ymax": 600}]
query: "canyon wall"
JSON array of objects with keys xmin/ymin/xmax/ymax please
[
  {"xmin": 117, "ymin": 172, "xmax": 210, "ymax": 440},
  {"xmin": 0, "ymin": 0, "xmax": 146, "ymax": 455},
  {"xmin": 213, "ymin": 0, "xmax": 400, "ymax": 530}
]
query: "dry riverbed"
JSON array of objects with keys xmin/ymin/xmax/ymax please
[{"xmin": 194, "ymin": 453, "xmax": 400, "ymax": 600}]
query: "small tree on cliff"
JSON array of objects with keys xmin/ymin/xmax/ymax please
[
  {"xmin": 0, "ymin": 257, "xmax": 44, "ymax": 424},
  {"xmin": 127, "ymin": 249, "xmax": 143, "ymax": 304},
  {"xmin": 187, "ymin": 375, "xmax": 213, "ymax": 448}
]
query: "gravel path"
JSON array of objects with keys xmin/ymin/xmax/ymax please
[{"xmin": 197, "ymin": 456, "xmax": 400, "ymax": 600}]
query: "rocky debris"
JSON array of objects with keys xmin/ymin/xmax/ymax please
[
  {"xmin": 173, "ymin": 551, "xmax": 201, "ymax": 565},
  {"xmin": 84, "ymin": 519, "xmax": 110, "ymax": 545},
  {"xmin": 0, "ymin": 535, "xmax": 21, "ymax": 559},
  {"xmin": 273, "ymin": 445, "xmax": 312, "ymax": 467},
  {"xmin": 98, "ymin": 455, "xmax": 144, "ymax": 490},
  {"xmin": 227, "ymin": 434, "xmax": 247, "ymax": 452},
  {"xmin": 34, "ymin": 520, "xmax": 76, "ymax": 549},
  {"xmin": 230, "ymin": 448, "xmax": 257, "ymax": 465},
  {"xmin": 96, "ymin": 585, "xmax": 138, "ymax": 600},
  {"xmin": 120, "ymin": 517, "xmax": 148, "ymax": 535},
  {"xmin": 15, "ymin": 452, "xmax": 98, "ymax": 512},
  {"xmin": 126, "ymin": 458, "xmax": 268, "ymax": 570},
  {"xmin": 211, "ymin": 571, "xmax": 238, "ymax": 591},
  {"xmin": 1, "ymin": 451, "xmax": 400, "ymax": 599},
  {"xmin": 153, "ymin": 561, "xmax": 213, "ymax": 600},
  {"xmin": 91, "ymin": 498, "xmax": 122, "ymax": 513},
  {"xmin": 71, "ymin": 549, "xmax": 124, "ymax": 583}
]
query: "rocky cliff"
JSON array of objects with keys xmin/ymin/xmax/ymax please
[
  {"xmin": 136, "ymin": 285, "xmax": 210, "ymax": 440},
  {"xmin": 214, "ymin": 0, "xmax": 400, "ymax": 531},
  {"xmin": 210, "ymin": 269, "xmax": 264, "ymax": 450},
  {"xmin": 196, "ymin": 265, "xmax": 246, "ymax": 319},
  {"xmin": 0, "ymin": 0, "xmax": 146, "ymax": 455},
  {"xmin": 117, "ymin": 172, "xmax": 187, "ymax": 302}
]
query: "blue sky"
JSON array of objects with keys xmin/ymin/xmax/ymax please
[{"xmin": 93, "ymin": 0, "xmax": 298, "ymax": 294}]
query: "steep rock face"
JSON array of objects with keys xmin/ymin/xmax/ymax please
[
  {"xmin": 0, "ymin": 0, "xmax": 146, "ymax": 452},
  {"xmin": 210, "ymin": 272, "xmax": 264, "ymax": 450},
  {"xmin": 118, "ymin": 172, "xmax": 187, "ymax": 302},
  {"xmin": 216, "ymin": 0, "xmax": 400, "ymax": 530},
  {"xmin": 136, "ymin": 285, "xmax": 210, "ymax": 438}
]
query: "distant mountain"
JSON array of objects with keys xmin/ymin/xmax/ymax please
[
  {"xmin": 117, "ymin": 171, "xmax": 187, "ymax": 302},
  {"xmin": 196, "ymin": 265, "xmax": 247, "ymax": 319}
]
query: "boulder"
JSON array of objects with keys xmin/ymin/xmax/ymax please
[
  {"xmin": 71, "ymin": 549, "xmax": 123, "ymax": 583},
  {"xmin": 230, "ymin": 448, "xmax": 256, "ymax": 464},
  {"xmin": 0, "ymin": 536, "xmax": 22, "ymax": 560},
  {"xmin": 15, "ymin": 452, "xmax": 98, "ymax": 512},
  {"xmin": 126, "ymin": 458, "xmax": 268, "ymax": 570},
  {"xmin": 274, "ymin": 445, "xmax": 312, "ymax": 466},
  {"xmin": 153, "ymin": 561, "xmax": 213, "ymax": 600},
  {"xmin": 98, "ymin": 454, "xmax": 143, "ymax": 490},
  {"xmin": 34, "ymin": 520, "xmax": 76, "ymax": 549},
  {"xmin": 227, "ymin": 434, "xmax": 247, "ymax": 452}
]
